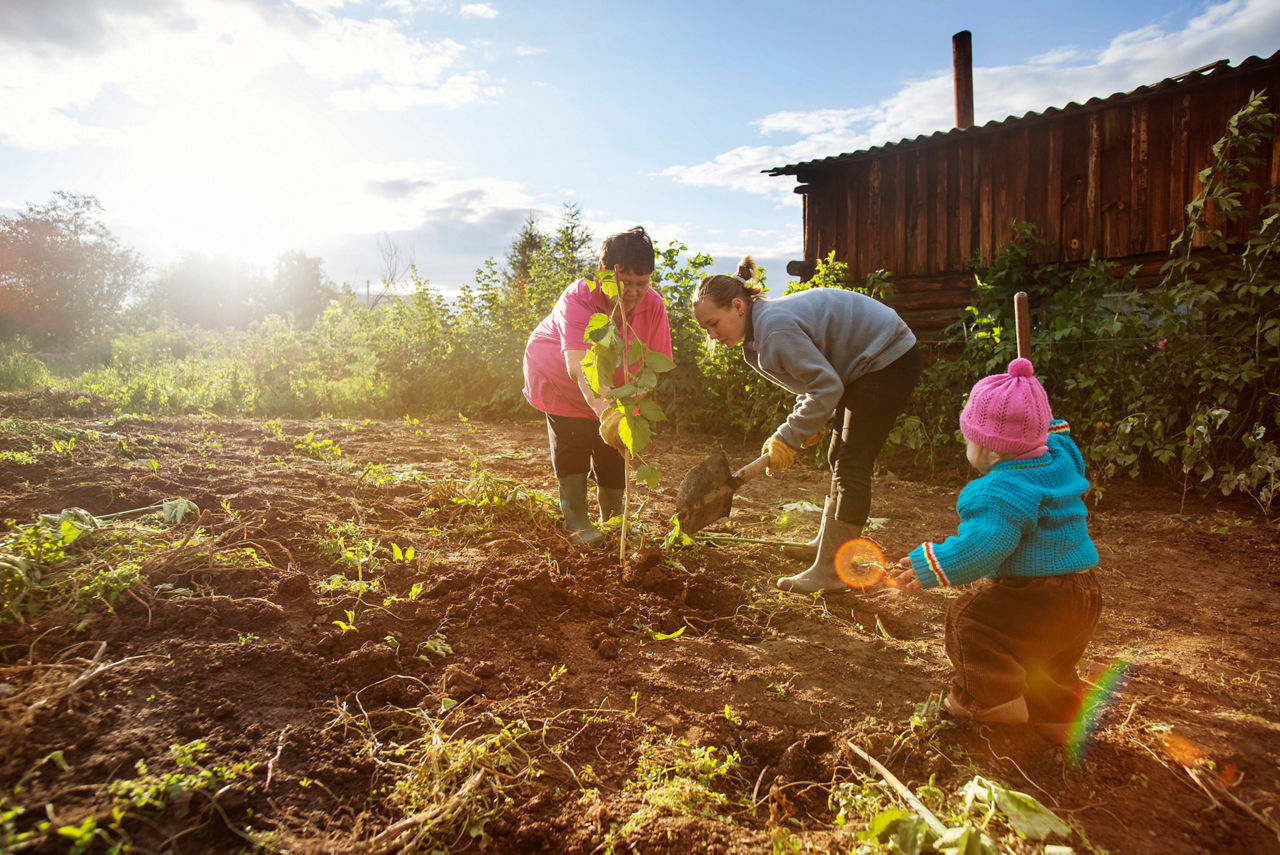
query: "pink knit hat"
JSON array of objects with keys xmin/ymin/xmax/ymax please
[{"xmin": 959, "ymin": 357, "xmax": 1051, "ymax": 455}]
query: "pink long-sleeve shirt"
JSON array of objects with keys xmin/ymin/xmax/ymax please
[{"xmin": 522, "ymin": 278, "xmax": 672, "ymax": 419}]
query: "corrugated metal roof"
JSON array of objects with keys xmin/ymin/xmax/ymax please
[{"xmin": 766, "ymin": 50, "xmax": 1280, "ymax": 177}]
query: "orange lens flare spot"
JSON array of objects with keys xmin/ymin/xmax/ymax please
[
  {"xmin": 1159, "ymin": 732, "xmax": 1205, "ymax": 767},
  {"xmin": 833, "ymin": 537, "xmax": 886, "ymax": 588}
]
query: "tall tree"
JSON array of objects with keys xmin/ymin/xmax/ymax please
[
  {"xmin": 262, "ymin": 250, "xmax": 338, "ymax": 327},
  {"xmin": 143, "ymin": 253, "xmax": 263, "ymax": 329},
  {"xmin": 0, "ymin": 192, "xmax": 144, "ymax": 345},
  {"xmin": 506, "ymin": 213, "xmax": 546, "ymax": 289}
]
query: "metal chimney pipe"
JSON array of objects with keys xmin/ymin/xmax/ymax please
[{"xmin": 953, "ymin": 30, "xmax": 974, "ymax": 130}]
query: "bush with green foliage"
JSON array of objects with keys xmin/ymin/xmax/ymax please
[
  {"xmin": 904, "ymin": 90, "xmax": 1279, "ymax": 516},
  {"xmin": 6, "ymin": 94, "xmax": 1276, "ymax": 519}
]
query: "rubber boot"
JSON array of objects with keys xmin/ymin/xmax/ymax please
[
  {"xmin": 776, "ymin": 513, "xmax": 862, "ymax": 593},
  {"xmin": 598, "ymin": 487, "xmax": 625, "ymax": 525},
  {"xmin": 780, "ymin": 497, "xmax": 832, "ymax": 561},
  {"xmin": 558, "ymin": 474, "xmax": 602, "ymax": 546}
]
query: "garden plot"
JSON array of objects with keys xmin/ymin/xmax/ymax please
[{"xmin": 0, "ymin": 401, "xmax": 1277, "ymax": 853}]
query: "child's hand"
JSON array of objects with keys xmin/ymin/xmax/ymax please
[{"xmin": 889, "ymin": 556, "xmax": 922, "ymax": 591}]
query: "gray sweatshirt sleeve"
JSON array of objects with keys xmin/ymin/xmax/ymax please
[
  {"xmin": 747, "ymin": 289, "xmax": 916, "ymax": 448},
  {"xmin": 756, "ymin": 330, "xmax": 842, "ymax": 448}
]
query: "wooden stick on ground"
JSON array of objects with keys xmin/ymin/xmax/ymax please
[{"xmin": 846, "ymin": 740, "xmax": 948, "ymax": 836}]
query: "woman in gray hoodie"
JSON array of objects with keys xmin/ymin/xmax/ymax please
[{"xmin": 692, "ymin": 256, "xmax": 921, "ymax": 593}]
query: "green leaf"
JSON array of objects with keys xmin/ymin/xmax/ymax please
[
  {"xmin": 584, "ymin": 312, "xmax": 613, "ymax": 344},
  {"xmin": 961, "ymin": 776, "xmax": 1070, "ymax": 840},
  {"xmin": 636, "ymin": 398, "xmax": 666, "ymax": 423},
  {"xmin": 781, "ymin": 499, "xmax": 823, "ymax": 513},
  {"xmin": 593, "ymin": 271, "xmax": 618, "ymax": 300},
  {"xmin": 621, "ymin": 414, "xmax": 651, "ymax": 455},
  {"xmin": 391, "ymin": 543, "xmax": 403, "ymax": 561},
  {"xmin": 643, "ymin": 351, "xmax": 675, "ymax": 373},
  {"xmin": 636, "ymin": 462, "xmax": 660, "ymax": 489},
  {"xmin": 162, "ymin": 500, "xmax": 199, "ymax": 525},
  {"xmin": 609, "ymin": 382, "xmax": 641, "ymax": 399},
  {"xmin": 59, "ymin": 519, "xmax": 86, "ymax": 546},
  {"xmin": 935, "ymin": 824, "xmax": 1001, "ymax": 855},
  {"xmin": 651, "ymin": 625, "xmax": 685, "ymax": 640},
  {"xmin": 862, "ymin": 807, "xmax": 913, "ymax": 841},
  {"xmin": 860, "ymin": 809, "xmax": 933, "ymax": 855},
  {"xmin": 582, "ymin": 349, "xmax": 615, "ymax": 396},
  {"xmin": 662, "ymin": 514, "xmax": 693, "ymax": 548}
]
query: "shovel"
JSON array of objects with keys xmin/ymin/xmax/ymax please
[
  {"xmin": 674, "ymin": 451, "xmax": 770, "ymax": 534},
  {"xmin": 1014, "ymin": 290, "xmax": 1030, "ymax": 359}
]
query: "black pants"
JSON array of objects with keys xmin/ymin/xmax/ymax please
[
  {"xmin": 545, "ymin": 413, "xmax": 625, "ymax": 489},
  {"xmin": 828, "ymin": 345, "xmax": 922, "ymax": 525}
]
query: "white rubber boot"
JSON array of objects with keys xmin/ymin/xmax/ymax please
[
  {"xmin": 776, "ymin": 515, "xmax": 862, "ymax": 594},
  {"xmin": 780, "ymin": 497, "xmax": 831, "ymax": 561}
]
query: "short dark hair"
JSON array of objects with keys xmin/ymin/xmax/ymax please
[{"xmin": 600, "ymin": 226, "xmax": 655, "ymax": 275}]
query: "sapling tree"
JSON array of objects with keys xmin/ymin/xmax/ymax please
[{"xmin": 581, "ymin": 268, "xmax": 675, "ymax": 555}]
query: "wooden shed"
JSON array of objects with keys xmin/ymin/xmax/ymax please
[{"xmin": 767, "ymin": 50, "xmax": 1280, "ymax": 339}]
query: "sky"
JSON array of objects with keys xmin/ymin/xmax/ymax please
[{"xmin": 3, "ymin": 0, "xmax": 1279, "ymax": 298}]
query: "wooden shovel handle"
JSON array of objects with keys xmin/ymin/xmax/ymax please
[
  {"xmin": 733, "ymin": 454, "xmax": 771, "ymax": 485},
  {"xmin": 1014, "ymin": 291, "xmax": 1030, "ymax": 360}
]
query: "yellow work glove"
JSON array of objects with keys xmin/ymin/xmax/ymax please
[
  {"xmin": 599, "ymin": 409, "xmax": 627, "ymax": 454},
  {"xmin": 801, "ymin": 430, "xmax": 824, "ymax": 449},
  {"xmin": 761, "ymin": 434, "xmax": 796, "ymax": 475}
]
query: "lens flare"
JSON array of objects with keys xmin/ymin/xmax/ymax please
[
  {"xmin": 1065, "ymin": 654, "xmax": 1134, "ymax": 767},
  {"xmin": 833, "ymin": 537, "xmax": 887, "ymax": 588}
]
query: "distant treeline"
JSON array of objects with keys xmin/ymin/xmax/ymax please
[{"xmin": 2, "ymin": 96, "xmax": 1278, "ymax": 515}]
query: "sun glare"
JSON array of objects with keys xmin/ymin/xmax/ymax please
[{"xmin": 113, "ymin": 92, "xmax": 352, "ymax": 266}]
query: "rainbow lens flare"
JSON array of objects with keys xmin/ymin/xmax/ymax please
[
  {"xmin": 1065, "ymin": 654, "xmax": 1134, "ymax": 767},
  {"xmin": 833, "ymin": 537, "xmax": 887, "ymax": 588}
]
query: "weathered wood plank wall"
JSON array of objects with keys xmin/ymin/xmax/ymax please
[{"xmin": 778, "ymin": 54, "xmax": 1280, "ymax": 339}]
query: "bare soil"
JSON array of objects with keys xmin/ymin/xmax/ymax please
[{"xmin": 1, "ymin": 392, "xmax": 1278, "ymax": 853}]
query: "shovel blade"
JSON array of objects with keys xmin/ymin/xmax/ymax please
[{"xmin": 675, "ymin": 451, "xmax": 736, "ymax": 534}]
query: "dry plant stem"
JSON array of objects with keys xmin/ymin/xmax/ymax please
[
  {"xmin": 177, "ymin": 509, "xmax": 209, "ymax": 549},
  {"xmin": 210, "ymin": 792, "xmax": 260, "ymax": 845},
  {"xmin": 266, "ymin": 726, "xmax": 292, "ymax": 790},
  {"xmin": 752, "ymin": 764, "xmax": 772, "ymax": 803},
  {"xmin": 361, "ymin": 768, "xmax": 487, "ymax": 855},
  {"xmin": 846, "ymin": 740, "xmax": 948, "ymax": 837},
  {"xmin": 26, "ymin": 643, "xmax": 150, "ymax": 714},
  {"xmin": 697, "ymin": 534, "xmax": 807, "ymax": 547},
  {"xmin": 1185, "ymin": 766, "xmax": 1280, "ymax": 840}
]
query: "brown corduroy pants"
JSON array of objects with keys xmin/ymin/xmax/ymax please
[{"xmin": 945, "ymin": 571, "xmax": 1102, "ymax": 725}]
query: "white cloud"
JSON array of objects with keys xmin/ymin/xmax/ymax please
[
  {"xmin": 289, "ymin": 0, "xmax": 352, "ymax": 11},
  {"xmin": 1028, "ymin": 46, "xmax": 1085, "ymax": 65},
  {"xmin": 753, "ymin": 107, "xmax": 879, "ymax": 136},
  {"xmin": 663, "ymin": 0, "xmax": 1280, "ymax": 198},
  {"xmin": 379, "ymin": 0, "xmax": 450, "ymax": 15},
  {"xmin": 330, "ymin": 74, "xmax": 499, "ymax": 110},
  {"xmin": 460, "ymin": 3, "xmax": 498, "ymax": 19},
  {"xmin": 0, "ymin": 0, "xmax": 495, "ymax": 150}
]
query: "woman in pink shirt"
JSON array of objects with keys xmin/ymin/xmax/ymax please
[{"xmin": 523, "ymin": 227, "xmax": 672, "ymax": 546}]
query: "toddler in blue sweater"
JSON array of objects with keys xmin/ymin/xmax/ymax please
[{"xmin": 892, "ymin": 357, "xmax": 1101, "ymax": 741}]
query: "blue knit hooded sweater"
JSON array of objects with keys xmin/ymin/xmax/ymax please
[{"xmin": 909, "ymin": 420, "xmax": 1099, "ymax": 588}]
